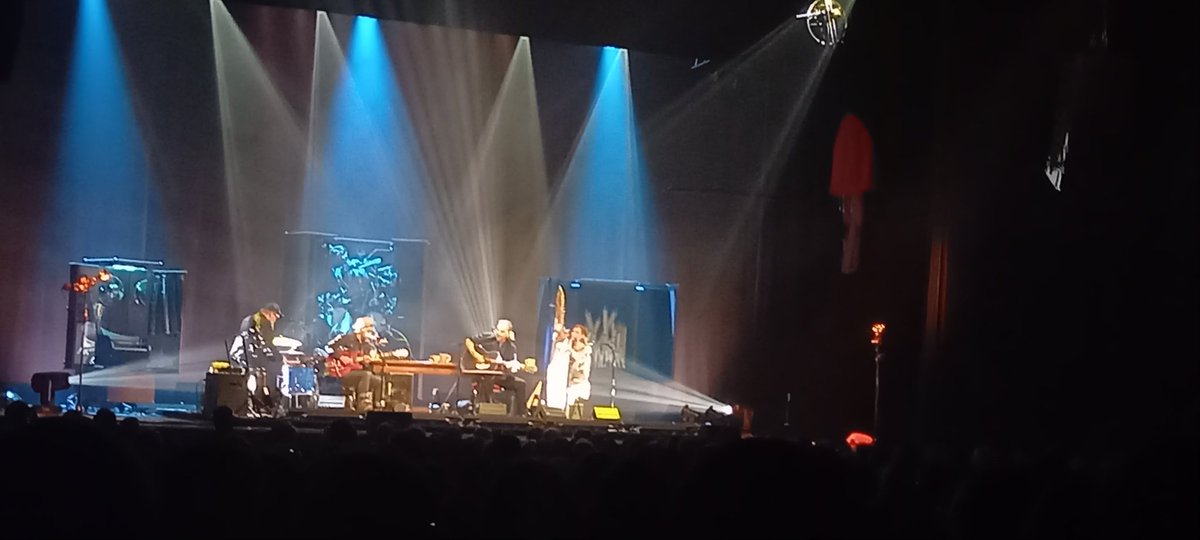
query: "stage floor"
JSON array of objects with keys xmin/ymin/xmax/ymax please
[{"xmin": 143, "ymin": 408, "xmax": 697, "ymax": 437}]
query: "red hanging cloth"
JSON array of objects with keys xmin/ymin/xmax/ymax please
[
  {"xmin": 830, "ymin": 113, "xmax": 874, "ymax": 274},
  {"xmin": 830, "ymin": 113, "xmax": 874, "ymax": 197}
]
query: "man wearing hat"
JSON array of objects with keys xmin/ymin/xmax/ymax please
[
  {"xmin": 241, "ymin": 303, "xmax": 283, "ymax": 344},
  {"xmin": 238, "ymin": 303, "xmax": 284, "ymax": 416},
  {"xmin": 327, "ymin": 316, "xmax": 385, "ymax": 411}
]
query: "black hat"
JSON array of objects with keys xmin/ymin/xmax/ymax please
[{"xmin": 262, "ymin": 303, "xmax": 283, "ymax": 316}]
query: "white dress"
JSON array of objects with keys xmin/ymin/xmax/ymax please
[{"xmin": 564, "ymin": 343, "xmax": 592, "ymax": 405}]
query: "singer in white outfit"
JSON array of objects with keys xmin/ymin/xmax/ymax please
[{"xmin": 546, "ymin": 322, "xmax": 592, "ymax": 411}]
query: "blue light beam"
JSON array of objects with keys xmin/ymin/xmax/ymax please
[
  {"xmin": 51, "ymin": 0, "xmax": 161, "ymax": 259},
  {"xmin": 558, "ymin": 47, "xmax": 657, "ymax": 281},
  {"xmin": 303, "ymin": 16, "xmax": 427, "ymax": 238}
]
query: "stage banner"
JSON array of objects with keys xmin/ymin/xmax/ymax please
[
  {"xmin": 535, "ymin": 278, "xmax": 676, "ymax": 384},
  {"xmin": 64, "ymin": 258, "xmax": 185, "ymax": 373},
  {"xmin": 282, "ymin": 232, "xmax": 426, "ymax": 356}
]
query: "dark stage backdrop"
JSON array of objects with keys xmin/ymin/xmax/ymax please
[{"xmin": 749, "ymin": 0, "xmax": 1198, "ymax": 446}]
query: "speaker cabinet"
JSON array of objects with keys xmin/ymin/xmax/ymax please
[
  {"xmin": 382, "ymin": 373, "xmax": 413, "ymax": 409},
  {"xmin": 203, "ymin": 372, "xmax": 249, "ymax": 417}
]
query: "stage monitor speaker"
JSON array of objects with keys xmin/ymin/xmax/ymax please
[
  {"xmin": 382, "ymin": 373, "xmax": 413, "ymax": 409},
  {"xmin": 366, "ymin": 411, "xmax": 412, "ymax": 430},
  {"xmin": 477, "ymin": 402, "xmax": 508, "ymax": 416},
  {"xmin": 203, "ymin": 372, "xmax": 249, "ymax": 417},
  {"xmin": 592, "ymin": 405, "xmax": 621, "ymax": 422}
]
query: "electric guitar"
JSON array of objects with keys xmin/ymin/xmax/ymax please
[
  {"xmin": 325, "ymin": 348, "xmax": 376, "ymax": 378},
  {"xmin": 463, "ymin": 337, "xmax": 537, "ymax": 374}
]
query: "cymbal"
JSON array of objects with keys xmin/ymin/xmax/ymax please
[{"xmin": 272, "ymin": 335, "xmax": 303, "ymax": 349}]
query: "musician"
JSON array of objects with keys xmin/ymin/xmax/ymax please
[
  {"xmin": 240, "ymin": 303, "xmax": 282, "ymax": 345},
  {"xmin": 466, "ymin": 319, "xmax": 527, "ymax": 416},
  {"xmin": 327, "ymin": 317, "xmax": 385, "ymax": 411},
  {"xmin": 547, "ymin": 323, "xmax": 592, "ymax": 414},
  {"xmin": 233, "ymin": 303, "xmax": 284, "ymax": 416}
]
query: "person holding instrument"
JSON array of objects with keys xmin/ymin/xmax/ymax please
[
  {"xmin": 326, "ymin": 317, "xmax": 385, "ymax": 411},
  {"xmin": 464, "ymin": 319, "xmax": 535, "ymax": 416},
  {"xmin": 547, "ymin": 322, "xmax": 592, "ymax": 416}
]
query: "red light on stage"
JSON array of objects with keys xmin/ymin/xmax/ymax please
[
  {"xmin": 732, "ymin": 404, "xmax": 754, "ymax": 437},
  {"xmin": 870, "ymin": 323, "xmax": 885, "ymax": 345},
  {"xmin": 64, "ymin": 269, "xmax": 111, "ymax": 293},
  {"xmin": 846, "ymin": 431, "xmax": 875, "ymax": 449}
]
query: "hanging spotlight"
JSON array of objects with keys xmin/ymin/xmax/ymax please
[{"xmin": 795, "ymin": 0, "xmax": 849, "ymax": 46}]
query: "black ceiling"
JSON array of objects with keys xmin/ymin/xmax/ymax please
[{"xmin": 225, "ymin": 0, "xmax": 802, "ymax": 59}]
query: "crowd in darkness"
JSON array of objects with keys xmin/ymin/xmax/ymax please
[{"xmin": 0, "ymin": 401, "xmax": 1194, "ymax": 538}]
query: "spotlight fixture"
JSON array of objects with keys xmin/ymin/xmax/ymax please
[{"xmin": 795, "ymin": 0, "xmax": 848, "ymax": 46}]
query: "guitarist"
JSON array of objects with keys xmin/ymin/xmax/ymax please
[
  {"xmin": 465, "ymin": 319, "xmax": 527, "ymax": 416},
  {"xmin": 327, "ymin": 317, "xmax": 384, "ymax": 411}
]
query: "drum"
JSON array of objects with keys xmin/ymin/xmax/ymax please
[{"xmin": 282, "ymin": 363, "xmax": 317, "ymax": 396}]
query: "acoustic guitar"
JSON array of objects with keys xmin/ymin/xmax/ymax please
[{"xmin": 463, "ymin": 337, "xmax": 537, "ymax": 374}]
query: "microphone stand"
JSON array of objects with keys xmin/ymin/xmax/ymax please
[
  {"xmin": 79, "ymin": 298, "xmax": 104, "ymax": 414},
  {"xmin": 609, "ymin": 350, "xmax": 617, "ymax": 408},
  {"xmin": 872, "ymin": 343, "xmax": 882, "ymax": 436},
  {"xmin": 783, "ymin": 392, "xmax": 791, "ymax": 429},
  {"xmin": 76, "ymin": 303, "xmax": 88, "ymax": 413}
]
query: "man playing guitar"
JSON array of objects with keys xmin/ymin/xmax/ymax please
[
  {"xmin": 326, "ymin": 317, "xmax": 385, "ymax": 411},
  {"xmin": 464, "ymin": 319, "xmax": 535, "ymax": 416}
]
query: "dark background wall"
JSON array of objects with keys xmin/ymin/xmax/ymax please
[{"xmin": 745, "ymin": 0, "xmax": 1198, "ymax": 447}]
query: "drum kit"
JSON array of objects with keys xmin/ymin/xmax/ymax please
[
  {"xmin": 272, "ymin": 335, "xmax": 319, "ymax": 408},
  {"xmin": 210, "ymin": 334, "xmax": 322, "ymax": 416}
]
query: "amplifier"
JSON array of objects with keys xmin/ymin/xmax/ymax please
[
  {"xmin": 382, "ymin": 373, "xmax": 413, "ymax": 409},
  {"xmin": 203, "ymin": 372, "xmax": 249, "ymax": 417}
]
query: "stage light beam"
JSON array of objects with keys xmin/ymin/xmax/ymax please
[
  {"xmin": 554, "ymin": 46, "xmax": 657, "ymax": 282},
  {"xmin": 302, "ymin": 15, "xmax": 427, "ymax": 238}
]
